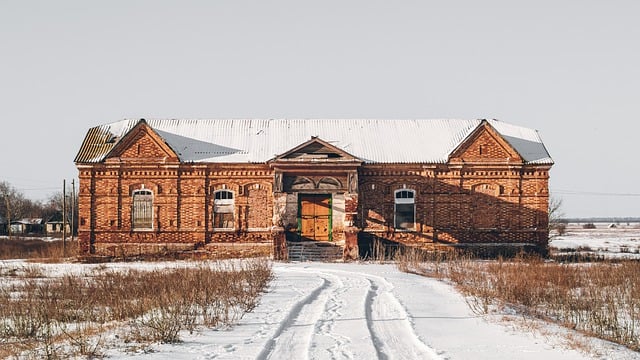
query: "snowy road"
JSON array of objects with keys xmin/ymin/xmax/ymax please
[
  {"xmin": 112, "ymin": 262, "xmax": 638, "ymax": 360},
  {"xmin": 257, "ymin": 267, "xmax": 439, "ymax": 360}
]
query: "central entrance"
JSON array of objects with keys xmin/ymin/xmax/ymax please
[{"xmin": 298, "ymin": 194, "xmax": 332, "ymax": 241}]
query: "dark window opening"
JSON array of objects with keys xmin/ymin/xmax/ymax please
[{"xmin": 394, "ymin": 189, "xmax": 415, "ymax": 230}]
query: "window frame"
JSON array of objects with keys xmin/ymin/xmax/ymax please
[
  {"xmin": 132, "ymin": 188, "xmax": 154, "ymax": 230},
  {"xmin": 213, "ymin": 190, "xmax": 235, "ymax": 230},
  {"xmin": 394, "ymin": 189, "xmax": 416, "ymax": 231}
]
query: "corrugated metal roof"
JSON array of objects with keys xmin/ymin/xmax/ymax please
[{"xmin": 74, "ymin": 119, "xmax": 553, "ymax": 165}]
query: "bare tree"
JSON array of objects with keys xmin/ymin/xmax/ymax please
[
  {"xmin": 0, "ymin": 181, "xmax": 57, "ymax": 236},
  {"xmin": 47, "ymin": 189, "xmax": 78, "ymax": 235},
  {"xmin": 1, "ymin": 181, "xmax": 42, "ymax": 219},
  {"xmin": 548, "ymin": 195, "xmax": 566, "ymax": 236}
]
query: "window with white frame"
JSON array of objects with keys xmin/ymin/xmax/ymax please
[
  {"xmin": 132, "ymin": 188, "xmax": 153, "ymax": 229},
  {"xmin": 214, "ymin": 190, "xmax": 234, "ymax": 229},
  {"xmin": 394, "ymin": 189, "xmax": 415, "ymax": 230}
]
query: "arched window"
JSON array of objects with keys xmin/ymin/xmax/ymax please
[
  {"xmin": 132, "ymin": 188, "xmax": 153, "ymax": 229},
  {"xmin": 317, "ymin": 177, "xmax": 342, "ymax": 190},
  {"xmin": 214, "ymin": 190, "xmax": 234, "ymax": 229},
  {"xmin": 394, "ymin": 189, "xmax": 415, "ymax": 230}
]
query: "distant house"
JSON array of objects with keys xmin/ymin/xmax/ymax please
[
  {"xmin": 10, "ymin": 218, "xmax": 44, "ymax": 235},
  {"xmin": 75, "ymin": 118, "xmax": 553, "ymax": 259},
  {"xmin": 45, "ymin": 221, "xmax": 70, "ymax": 235},
  {"xmin": 45, "ymin": 213, "xmax": 71, "ymax": 235}
]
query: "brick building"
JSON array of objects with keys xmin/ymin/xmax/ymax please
[{"xmin": 74, "ymin": 118, "xmax": 553, "ymax": 259}]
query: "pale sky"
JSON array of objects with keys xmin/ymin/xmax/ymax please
[{"xmin": 1, "ymin": 0, "xmax": 639, "ymax": 218}]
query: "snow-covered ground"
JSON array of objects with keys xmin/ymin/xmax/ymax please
[
  {"xmin": 97, "ymin": 262, "xmax": 635, "ymax": 360},
  {"xmin": 550, "ymin": 223, "xmax": 640, "ymax": 259},
  {"xmin": 5, "ymin": 225, "xmax": 640, "ymax": 359}
]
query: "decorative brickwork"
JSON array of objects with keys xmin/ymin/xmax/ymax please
[{"xmin": 76, "ymin": 120, "xmax": 552, "ymax": 258}]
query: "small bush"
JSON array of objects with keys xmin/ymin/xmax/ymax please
[
  {"xmin": 554, "ymin": 223, "xmax": 567, "ymax": 236},
  {"xmin": 0, "ymin": 258, "xmax": 272, "ymax": 357},
  {"xmin": 582, "ymin": 223, "xmax": 597, "ymax": 229},
  {"xmin": 398, "ymin": 255, "xmax": 640, "ymax": 351}
]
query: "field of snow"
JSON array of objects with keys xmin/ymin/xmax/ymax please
[
  {"xmin": 550, "ymin": 223, "xmax": 640, "ymax": 259},
  {"xmin": 101, "ymin": 262, "xmax": 636, "ymax": 360},
  {"xmin": 4, "ymin": 225, "xmax": 640, "ymax": 359}
]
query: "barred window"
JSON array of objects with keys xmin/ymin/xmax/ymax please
[
  {"xmin": 132, "ymin": 189, "xmax": 153, "ymax": 229},
  {"xmin": 214, "ymin": 190, "xmax": 234, "ymax": 229},
  {"xmin": 394, "ymin": 189, "xmax": 415, "ymax": 230}
]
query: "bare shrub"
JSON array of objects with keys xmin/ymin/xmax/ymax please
[
  {"xmin": 0, "ymin": 258, "xmax": 272, "ymax": 357},
  {"xmin": 399, "ymin": 255, "xmax": 640, "ymax": 351},
  {"xmin": 395, "ymin": 245, "xmax": 458, "ymax": 278},
  {"xmin": 554, "ymin": 223, "xmax": 567, "ymax": 236},
  {"xmin": 132, "ymin": 305, "xmax": 187, "ymax": 344}
]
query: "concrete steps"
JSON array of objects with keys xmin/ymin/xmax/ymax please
[{"xmin": 287, "ymin": 241, "xmax": 343, "ymax": 262}]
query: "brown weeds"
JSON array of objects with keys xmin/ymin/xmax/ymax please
[
  {"xmin": 0, "ymin": 238, "xmax": 79, "ymax": 261},
  {"xmin": 0, "ymin": 258, "xmax": 272, "ymax": 358},
  {"xmin": 397, "ymin": 251, "xmax": 640, "ymax": 351}
]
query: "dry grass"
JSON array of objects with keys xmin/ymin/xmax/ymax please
[
  {"xmin": 0, "ymin": 238, "xmax": 79, "ymax": 261},
  {"xmin": 396, "ymin": 248, "xmax": 640, "ymax": 351},
  {"xmin": 0, "ymin": 258, "xmax": 273, "ymax": 358}
]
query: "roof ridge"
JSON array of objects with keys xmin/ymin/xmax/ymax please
[{"xmin": 75, "ymin": 118, "xmax": 552, "ymax": 165}]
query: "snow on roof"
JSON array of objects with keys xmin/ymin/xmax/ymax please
[
  {"xmin": 13, "ymin": 218, "xmax": 43, "ymax": 225},
  {"xmin": 75, "ymin": 118, "xmax": 553, "ymax": 165}
]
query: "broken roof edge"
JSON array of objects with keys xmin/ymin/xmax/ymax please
[
  {"xmin": 74, "ymin": 119, "xmax": 142, "ymax": 163},
  {"xmin": 270, "ymin": 136, "xmax": 364, "ymax": 163}
]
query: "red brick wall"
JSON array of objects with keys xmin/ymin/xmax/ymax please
[
  {"xmin": 76, "ymin": 124, "xmax": 551, "ymax": 256},
  {"xmin": 357, "ymin": 164, "xmax": 550, "ymax": 247},
  {"xmin": 77, "ymin": 162, "xmax": 275, "ymax": 255}
]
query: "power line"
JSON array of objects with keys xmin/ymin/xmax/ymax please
[
  {"xmin": 16, "ymin": 187, "xmax": 60, "ymax": 191},
  {"xmin": 552, "ymin": 189, "xmax": 640, "ymax": 197}
]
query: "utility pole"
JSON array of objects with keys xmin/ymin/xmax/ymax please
[
  {"xmin": 2, "ymin": 193, "xmax": 10, "ymax": 240},
  {"xmin": 62, "ymin": 179, "xmax": 66, "ymax": 257},
  {"xmin": 71, "ymin": 179, "xmax": 75, "ymax": 242}
]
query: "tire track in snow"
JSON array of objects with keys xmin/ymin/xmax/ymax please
[
  {"xmin": 256, "ymin": 275, "xmax": 330, "ymax": 360},
  {"xmin": 365, "ymin": 279, "xmax": 388, "ymax": 360},
  {"xmin": 258, "ymin": 269, "xmax": 353, "ymax": 360},
  {"xmin": 311, "ymin": 273, "xmax": 354, "ymax": 360},
  {"xmin": 365, "ymin": 275, "xmax": 443, "ymax": 360},
  {"xmin": 312, "ymin": 267, "xmax": 442, "ymax": 359},
  {"xmin": 259, "ymin": 266, "xmax": 442, "ymax": 360}
]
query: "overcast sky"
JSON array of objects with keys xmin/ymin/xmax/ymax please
[{"xmin": 1, "ymin": 0, "xmax": 639, "ymax": 218}]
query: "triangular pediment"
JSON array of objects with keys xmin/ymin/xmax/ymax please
[
  {"xmin": 449, "ymin": 120, "xmax": 523, "ymax": 163},
  {"xmin": 273, "ymin": 137, "xmax": 362, "ymax": 162},
  {"xmin": 105, "ymin": 120, "xmax": 179, "ymax": 162}
]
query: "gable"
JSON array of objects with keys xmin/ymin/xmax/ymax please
[
  {"xmin": 106, "ymin": 121, "xmax": 179, "ymax": 162},
  {"xmin": 274, "ymin": 137, "xmax": 362, "ymax": 162},
  {"xmin": 285, "ymin": 142, "xmax": 342, "ymax": 159},
  {"xmin": 449, "ymin": 121, "xmax": 523, "ymax": 163}
]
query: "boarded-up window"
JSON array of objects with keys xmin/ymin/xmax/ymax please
[
  {"xmin": 247, "ymin": 187, "xmax": 269, "ymax": 228},
  {"xmin": 214, "ymin": 190, "xmax": 234, "ymax": 229},
  {"xmin": 395, "ymin": 189, "xmax": 415, "ymax": 230},
  {"xmin": 132, "ymin": 189, "xmax": 153, "ymax": 229}
]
